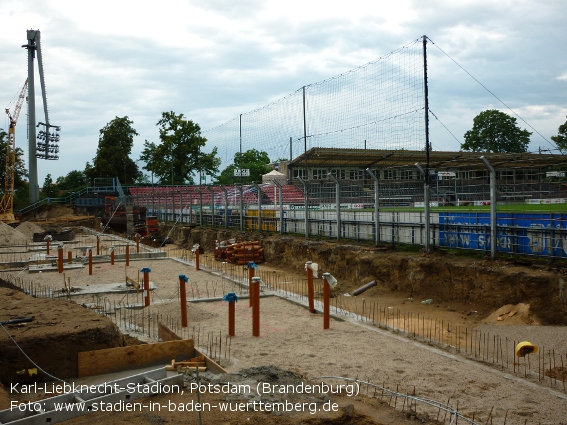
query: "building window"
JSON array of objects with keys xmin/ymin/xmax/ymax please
[
  {"xmin": 384, "ymin": 169, "xmax": 397, "ymax": 180},
  {"xmin": 331, "ymin": 169, "xmax": 346, "ymax": 180},
  {"xmin": 292, "ymin": 168, "xmax": 307, "ymax": 180},
  {"xmin": 498, "ymin": 170, "xmax": 514, "ymax": 181},
  {"xmin": 524, "ymin": 169, "xmax": 538, "ymax": 181},
  {"xmin": 312, "ymin": 168, "xmax": 327, "ymax": 180},
  {"xmin": 400, "ymin": 170, "xmax": 414, "ymax": 180},
  {"xmin": 349, "ymin": 169, "xmax": 364, "ymax": 180}
]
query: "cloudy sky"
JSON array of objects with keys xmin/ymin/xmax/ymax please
[{"xmin": 1, "ymin": 0, "xmax": 565, "ymax": 186}]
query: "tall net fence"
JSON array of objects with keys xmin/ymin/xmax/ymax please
[{"xmin": 202, "ymin": 38, "xmax": 425, "ymax": 167}]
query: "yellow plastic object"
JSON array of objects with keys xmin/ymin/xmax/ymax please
[{"xmin": 516, "ymin": 341, "xmax": 538, "ymax": 357}]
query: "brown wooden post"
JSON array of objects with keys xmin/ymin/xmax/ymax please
[
  {"xmin": 110, "ymin": 247, "xmax": 115, "ymax": 265},
  {"xmin": 179, "ymin": 274, "xmax": 188, "ymax": 327},
  {"xmin": 45, "ymin": 238, "xmax": 50, "ymax": 255},
  {"xmin": 223, "ymin": 292, "xmax": 238, "ymax": 337},
  {"xmin": 136, "ymin": 234, "xmax": 140, "ymax": 253},
  {"xmin": 247, "ymin": 262, "xmax": 256, "ymax": 307},
  {"xmin": 126, "ymin": 244, "xmax": 130, "ymax": 266},
  {"xmin": 306, "ymin": 261, "xmax": 315, "ymax": 313},
  {"xmin": 58, "ymin": 245, "xmax": 64, "ymax": 273},
  {"xmin": 195, "ymin": 247, "xmax": 200, "ymax": 271},
  {"xmin": 229, "ymin": 302, "xmax": 235, "ymax": 336},
  {"xmin": 142, "ymin": 267, "xmax": 151, "ymax": 307},
  {"xmin": 323, "ymin": 272, "xmax": 330, "ymax": 329},
  {"xmin": 67, "ymin": 251, "xmax": 72, "ymax": 264},
  {"xmin": 88, "ymin": 248, "xmax": 93, "ymax": 276},
  {"xmin": 96, "ymin": 235, "xmax": 100, "ymax": 256},
  {"xmin": 252, "ymin": 277, "xmax": 261, "ymax": 337}
]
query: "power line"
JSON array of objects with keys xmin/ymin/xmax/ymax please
[{"xmin": 427, "ymin": 36, "xmax": 558, "ymax": 152}]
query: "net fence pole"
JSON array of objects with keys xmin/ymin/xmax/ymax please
[
  {"xmin": 239, "ymin": 114, "xmax": 244, "ymax": 231},
  {"xmin": 415, "ymin": 163, "xmax": 430, "ymax": 252},
  {"xmin": 298, "ymin": 176, "xmax": 309, "ymax": 238},
  {"xmin": 366, "ymin": 168, "xmax": 381, "ymax": 246},
  {"xmin": 198, "ymin": 187, "xmax": 203, "ymax": 226},
  {"xmin": 328, "ymin": 173, "xmax": 341, "ymax": 240},
  {"xmin": 272, "ymin": 179, "xmax": 284, "ymax": 234},
  {"xmin": 221, "ymin": 186, "xmax": 228, "ymax": 228},
  {"xmin": 207, "ymin": 186, "xmax": 215, "ymax": 229},
  {"xmin": 481, "ymin": 156, "xmax": 498, "ymax": 259},
  {"xmin": 253, "ymin": 182, "xmax": 262, "ymax": 231},
  {"xmin": 238, "ymin": 185, "xmax": 244, "ymax": 231},
  {"xmin": 422, "ymin": 35, "xmax": 431, "ymax": 253}
]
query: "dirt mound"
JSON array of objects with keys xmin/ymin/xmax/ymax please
[
  {"xmin": 0, "ymin": 285, "xmax": 125, "ymax": 384},
  {"xmin": 0, "ymin": 221, "xmax": 28, "ymax": 246},
  {"xmin": 34, "ymin": 205, "xmax": 75, "ymax": 219},
  {"xmin": 483, "ymin": 303, "xmax": 540, "ymax": 325},
  {"xmin": 15, "ymin": 221, "xmax": 45, "ymax": 238}
]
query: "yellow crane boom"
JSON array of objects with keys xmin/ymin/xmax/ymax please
[{"xmin": 1, "ymin": 79, "xmax": 28, "ymax": 224}]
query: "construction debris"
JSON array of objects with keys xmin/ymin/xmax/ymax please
[
  {"xmin": 165, "ymin": 356, "xmax": 207, "ymax": 372},
  {"xmin": 32, "ymin": 229, "xmax": 76, "ymax": 242},
  {"xmin": 215, "ymin": 239, "xmax": 264, "ymax": 265},
  {"xmin": 146, "ymin": 215, "xmax": 159, "ymax": 235}
]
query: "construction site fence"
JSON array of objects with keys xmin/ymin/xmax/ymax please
[{"xmin": 128, "ymin": 178, "xmax": 567, "ymax": 260}]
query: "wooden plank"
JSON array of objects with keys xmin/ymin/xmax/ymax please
[
  {"xmin": 158, "ymin": 321, "xmax": 183, "ymax": 341},
  {"xmin": 158, "ymin": 321, "xmax": 228, "ymax": 374},
  {"xmin": 78, "ymin": 339, "xmax": 195, "ymax": 377},
  {"xmin": 172, "ymin": 361, "xmax": 206, "ymax": 367},
  {"xmin": 126, "ymin": 276, "xmax": 140, "ymax": 292},
  {"xmin": 165, "ymin": 365, "xmax": 207, "ymax": 372}
]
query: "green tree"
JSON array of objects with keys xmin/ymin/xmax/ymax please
[
  {"xmin": 41, "ymin": 174, "xmax": 58, "ymax": 198},
  {"xmin": 85, "ymin": 116, "xmax": 141, "ymax": 185},
  {"xmin": 56, "ymin": 170, "xmax": 88, "ymax": 191},
  {"xmin": 215, "ymin": 149, "xmax": 271, "ymax": 184},
  {"xmin": 134, "ymin": 173, "xmax": 151, "ymax": 185},
  {"xmin": 551, "ymin": 118, "xmax": 567, "ymax": 153},
  {"xmin": 461, "ymin": 110, "xmax": 531, "ymax": 153},
  {"xmin": 0, "ymin": 129, "xmax": 28, "ymax": 208},
  {"xmin": 13, "ymin": 180, "xmax": 29, "ymax": 210},
  {"xmin": 140, "ymin": 112, "xmax": 220, "ymax": 185}
]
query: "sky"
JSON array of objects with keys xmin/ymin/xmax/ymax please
[{"xmin": 0, "ymin": 0, "xmax": 565, "ymax": 186}]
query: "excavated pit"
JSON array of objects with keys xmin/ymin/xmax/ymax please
[{"xmin": 171, "ymin": 226, "xmax": 567, "ymax": 325}]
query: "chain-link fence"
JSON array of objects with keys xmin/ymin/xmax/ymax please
[{"xmin": 128, "ymin": 159, "xmax": 567, "ymax": 260}]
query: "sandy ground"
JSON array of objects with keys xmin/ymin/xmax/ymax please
[{"xmin": 3, "ymin": 242, "xmax": 566, "ymax": 425}]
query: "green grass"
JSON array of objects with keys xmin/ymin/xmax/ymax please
[{"xmin": 342, "ymin": 203, "xmax": 567, "ymax": 214}]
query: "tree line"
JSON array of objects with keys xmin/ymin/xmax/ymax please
[{"xmin": 1, "ymin": 110, "xmax": 566, "ymax": 210}]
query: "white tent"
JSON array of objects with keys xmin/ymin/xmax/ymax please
[{"xmin": 262, "ymin": 169, "xmax": 286, "ymax": 184}]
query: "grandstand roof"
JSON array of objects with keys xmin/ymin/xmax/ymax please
[{"xmin": 288, "ymin": 148, "xmax": 567, "ymax": 170}]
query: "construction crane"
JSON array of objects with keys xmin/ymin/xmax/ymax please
[{"xmin": 1, "ymin": 79, "xmax": 28, "ymax": 225}]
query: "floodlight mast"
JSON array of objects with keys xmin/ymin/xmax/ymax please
[{"xmin": 22, "ymin": 29, "xmax": 60, "ymax": 203}]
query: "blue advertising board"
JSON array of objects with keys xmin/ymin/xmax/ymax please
[{"xmin": 439, "ymin": 212, "xmax": 567, "ymax": 257}]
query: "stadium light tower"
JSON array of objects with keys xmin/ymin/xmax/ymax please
[{"xmin": 22, "ymin": 29, "xmax": 60, "ymax": 203}]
